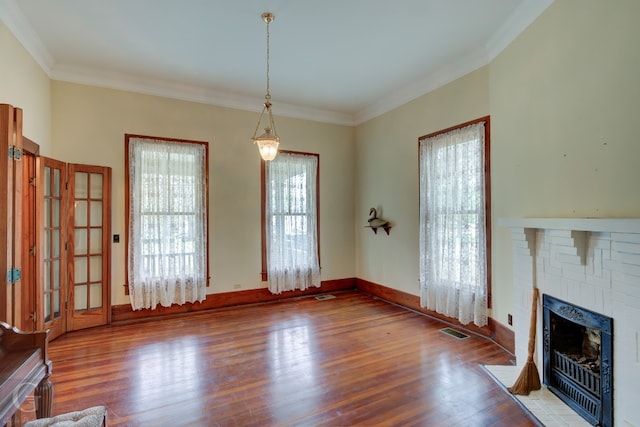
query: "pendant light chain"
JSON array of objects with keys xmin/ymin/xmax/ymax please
[
  {"xmin": 251, "ymin": 12, "xmax": 280, "ymax": 161},
  {"xmin": 265, "ymin": 17, "xmax": 271, "ymax": 101}
]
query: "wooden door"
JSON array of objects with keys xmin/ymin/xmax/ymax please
[
  {"xmin": 20, "ymin": 147, "xmax": 38, "ymax": 331},
  {"xmin": 67, "ymin": 164, "xmax": 111, "ymax": 330},
  {"xmin": 39, "ymin": 157, "xmax": 68, "ymax": 339},
  {"xmin": 0, "ymin": 104, "xmax": 23, "ymax": 325}
]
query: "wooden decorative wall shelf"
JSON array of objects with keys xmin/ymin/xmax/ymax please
[
  {"xmin": 365, "ymin": 225, "xmax": 391, "ymax": 235},
  {"xmin": 366, "ymin": 207, "xmax": 391, "ymax": 235}
]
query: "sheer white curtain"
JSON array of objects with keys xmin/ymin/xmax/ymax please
[
  {"xmin": 419, "ymin": 122, "xmax": 488, "ymax": 327},
  {"xmin": 266, "ymin": 152, "xmax": 320, "ymax": 294},
  {"xmin": 128, "ymin": 138, "xmax": 207, "ymax": 310}
]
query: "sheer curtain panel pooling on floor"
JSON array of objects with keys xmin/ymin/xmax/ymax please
[
  {"xmin": 419, "ymin": 122, "xmax": 488, "ymax": 327},
  {"xmin": 265, "ymin": 152, "xmax": 320, "ymax": 294},
  {"xmin": 128, "ymin": 137, "xmax": 207, "ymax": 310}
]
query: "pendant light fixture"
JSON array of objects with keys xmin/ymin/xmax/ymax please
[{"xmin": 252, "ymin": 12, "xmax": 279, "ymax": 161}]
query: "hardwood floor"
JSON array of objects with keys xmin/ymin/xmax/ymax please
[{"xmin": 45, "ymin": 291, "xmax": 536, "ymax": 426}]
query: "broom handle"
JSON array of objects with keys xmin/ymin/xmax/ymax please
[{"xmin": 526, "ymin": 287, "xmax": 539, "ymax": 361}]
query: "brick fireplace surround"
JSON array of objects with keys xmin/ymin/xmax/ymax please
[{"xmin": 498, "ymin": 218, "xmax": 640, "ymax": 427}]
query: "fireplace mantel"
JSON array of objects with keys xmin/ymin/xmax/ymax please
[
  {"xmin": 499, "ymin": 217, "xmax": 640, "ymax": 233},
  {"xmin": 501, "ymin": 216, "xmax": 640, "ymax": 426}
]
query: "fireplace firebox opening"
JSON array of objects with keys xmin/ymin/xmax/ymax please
[{"xmin": 543, "ymin": 294, "xmax": 613, "ymax": 427}]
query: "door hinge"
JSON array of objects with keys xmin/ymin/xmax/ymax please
[
  {"xmin": 7, "ymin": 268, "xmax": 21, "ymax": 283},
  {"xmin": 29, "ymin": 176, "xmax": 37, "ymax": 187},
  {"xmin": 30, "ymin": 245, "xmax": 37, "ymax": 256},
  {"xmin": 8, "ymin": 146, "xmax": 22, "ymax": 160},
  {"xmin": 29, "ymin": 311, "xmax": 37, "ymax": 323}
]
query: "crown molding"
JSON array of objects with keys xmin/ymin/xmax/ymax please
[
  {"xmin": 353, "ymin": 48, "xmax": 490, "ymax": 125},
  {"xmin": 50, "ymin": 65, "xmax": 356, "ymax": 126},
  {"xmin": 486, "ymin": 0, "xmax": 554, "ymax": 61},
  {"xmin": 0, "ymin": 0, "xmax": 53, "ymax": 74},
  {"xmin": 353, "ymin": 0, "xmax": 554, "ymax": 125},
  {"xmin": 2, "ymin": 0, "xmax": 553, "ymax": 127}
]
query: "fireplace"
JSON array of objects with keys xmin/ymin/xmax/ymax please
[
  {"xmin": 543, "ymin": 294, "xmax": 613, "ymax": 427},
  {"xmin": 501, "ymin": 218, "xmax": 640, "ymax": 425}
]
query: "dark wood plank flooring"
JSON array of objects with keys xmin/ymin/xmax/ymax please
[{"xmin": 45, "ymin": 291, "xmax": 535, "ymax": 426}]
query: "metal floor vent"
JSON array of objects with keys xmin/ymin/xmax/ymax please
[
  {"xmin": 315, "ymin": 294, "xmax": 336, "ymax": 301},
  {"xmin": 440, "ymin": 327, "xmax": 470, "ymax": 340}
]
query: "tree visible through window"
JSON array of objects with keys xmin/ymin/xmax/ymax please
[
  {"xmin": 125, "ymin": 135, "xmax": 209, "ymax": 310},
  {"xmin": 418, "ymin": 117, "xmax": 490, "ymax": 327},
  {"xmin": 262, "ymin": 151, "xmax": 320, "ymax": 294}
]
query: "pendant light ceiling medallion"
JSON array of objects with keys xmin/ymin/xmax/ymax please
[{"xmin": 252, "ymin": 12, "xmax": 279, "ymax": 161}]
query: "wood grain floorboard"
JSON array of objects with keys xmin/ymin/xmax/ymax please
[{"xmin": 46, "ymin": 291, "xmax": 535, "ymax": 426}]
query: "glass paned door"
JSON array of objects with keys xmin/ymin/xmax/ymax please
[
  {"xmin": 39, "ymin": 157, "xmax": 67, "ymax": 339},
  {"xmin": 67, "ymin": 164, "xmax": 111, "ymax": 330}
]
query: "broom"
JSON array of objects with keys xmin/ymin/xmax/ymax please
[{"xmin": 508, "ymin": 287, "xmax": 541, "ymax": 395}]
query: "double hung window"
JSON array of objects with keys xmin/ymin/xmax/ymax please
[
  {"xmin": 418, "ymin": 118, "xmax": 490, "ymax": 326},
  {"xmin": 126, "ymin": 135, "xmax": 208, "ymax": 310},
  {"xmin": 262, "ymin": 151, "xmax": 320, "ymax": 294}
]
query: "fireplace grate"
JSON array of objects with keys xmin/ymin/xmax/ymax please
[
  {"xmin": 543, "ymin": 294, "xmax": 613, "ymax": 427},
  {"xmin": 551, "ymin": 370, "xmax": 600, "ymax": 420},
  {"xmin": 552, "ymin": 350, "xmax": 600, "ymax": 396}
]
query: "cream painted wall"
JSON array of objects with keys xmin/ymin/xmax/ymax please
[
  {"xmin": 5, "ymin": 0, "xmax": 638, "ymax": 329},
  {"xmin": 490, "ymin": 0, "xmax": 640, "ymax": 327},
  {"xmin": 51, "ymin": 81, "xmax": 355, "ymax": 306},
  {"xmin": 0, "ymin": 20, "xmax": 51, "ymax": 152},
  {"xmin": 355, "ymin": 0, "xmax": 640, "ymax": 333},
  {"xmin": 354, "ymin": 67, "xmax": 489, "ymax": 297}
]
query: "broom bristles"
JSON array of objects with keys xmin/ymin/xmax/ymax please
[
  {"xmin": 508, "ymin": 360, "xmax": 541, "ymax": 395},
  {"xmin": 509, "ymin": 287, "xmax": 541, "ymax": 396}
]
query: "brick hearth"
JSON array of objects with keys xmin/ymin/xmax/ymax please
[{"xmin": 500, "ymin": 218, "xmax": 640, "ymax": 427}]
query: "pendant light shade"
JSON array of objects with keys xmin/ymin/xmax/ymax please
[
  {"xmin": 254, "ymin": 127, "xmax": 279, "ymax": 161},
  {"xmin": 252, "ymin": 12, "xmax": 280, "ymax": 161}
]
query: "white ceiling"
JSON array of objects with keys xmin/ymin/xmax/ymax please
[{"xmin": 0, "ymin": 0, "xmax": 552, "ymax": 125}]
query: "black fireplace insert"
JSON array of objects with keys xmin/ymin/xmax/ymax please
[{"xmin": 543, "ymin": 294, "xmax": 613, "ymax": 427}]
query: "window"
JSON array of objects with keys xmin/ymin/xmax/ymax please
[
  {"xmin": 261, "ymin": 151, "xmax": 320, "ymax": 294},
  {"xmin": 125, "ymin": 135, "xmax": 209, "ymax": 310},
  {"xmin": 418, "ymin": 117, "xmax": 490, "ymax": 327}
]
